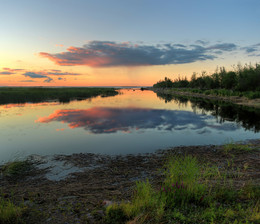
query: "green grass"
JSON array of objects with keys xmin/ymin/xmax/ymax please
[
  {"xmin": 0, "ymin": 197, "xmax": 24, "ymax": 224},
  {"xmin": 1, "ymin": 160, "xmax": 33, "ymax": 179},
  {"xmin": 105, "ymin": 155, "xmax": 260, "ymax": 223},
  {"xmin": 0, "ymin": 87, "xmax": 118, "ymax": 104},
  {"xmin": 171, "ymin": 88, "xmax": 260, "ymax": 99},
  {"xmin": 222, "ymin": 142, "xmax": 254, "ymax": 155}
]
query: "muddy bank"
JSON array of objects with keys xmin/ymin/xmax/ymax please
[
  {"xmin": 150, "ymin": 88, "xmax": 260, "ymax": 108},
  {"xmin": 0, "ymin": 140, "xmax": 259, "ymax": 223}
]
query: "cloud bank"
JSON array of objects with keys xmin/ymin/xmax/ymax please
[{"xmin": 39, "ymin": 41, "xmax": 239, "ymax": 67}]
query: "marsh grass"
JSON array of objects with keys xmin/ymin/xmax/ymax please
[
  {"xmin": 0, "ymin": 87, "xmax": 118, "ymax": 105},
  {"xmin": 222, "ymin": 142, "xmax": 254, "ymax": 155},
  {"xmin": 0, "ymin": 197, "xmax": 24, "ymax": 224},
  {"xmin": 105, "ymin": 155, "xmax": 260, "ymax": 223},
  {"xmin": 1, "ymin": 160, "xmax": 33, "ymax": 179}
]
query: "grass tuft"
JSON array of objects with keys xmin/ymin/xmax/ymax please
[
  {"xmin": 105, "ymin": 155, "xmax": 260, "ymax": 223},
  {"xmin": 1, "ymin": 160, "xmax": 33, "ymax": 179},
  {"xmin": 0, "ymin": 197, "xmax": 24, "ymax": 224},
  {"xmin": 222, "ymin": 142, "xmax": 253, "ymax": 154}
]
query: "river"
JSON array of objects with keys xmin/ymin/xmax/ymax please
[{"xmin": 0, "ymin": 89, "xmax": 259, "ymax": 163}]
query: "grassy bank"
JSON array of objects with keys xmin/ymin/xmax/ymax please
[
  {"xmin": 152, "ymin": 87, "xmax": 260, "ymax": 109},
  {"xmin": 0, "ymin": 87, "xmax": 118, "ymax": 105},
  {"xmin": 106, "ymin": 144, "xmax": 260, "ymax": 223},
  {"xmin": 0, "ymin": 141, "xmax": 259, "ymax": 223},
  {"xmin": 171, "ymin": 88, "xmax": 260, "ymax": 99},
  {"xmin": 153, "ymin": 63, "xmax": 260, "ymax": 100}
]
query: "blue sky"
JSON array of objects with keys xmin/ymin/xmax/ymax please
[{"xmin": 0, "ymin": 0, "xmax": 260, "ymax": 86}]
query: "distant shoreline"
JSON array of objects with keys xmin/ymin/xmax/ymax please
[
  {"xmin": 151, "ymin": 87, "xmax": 260, "ymax": 109},
  {"xmin": 0, "ymin": 87, "xmax": 118, "ymax": 105}
]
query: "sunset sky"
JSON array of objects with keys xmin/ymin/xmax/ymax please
[{"xmin": 1, "ymin": 0, "xmax": 260, "ymax": 86}]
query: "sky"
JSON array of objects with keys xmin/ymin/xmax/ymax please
[{"xmin": 0, "ymin": 0, "xmax": 260, "ymax": 86}]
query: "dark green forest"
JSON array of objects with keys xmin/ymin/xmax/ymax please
[{"xmin": 153, "ymin": 63, "xmax": 260, "ymax": 99}]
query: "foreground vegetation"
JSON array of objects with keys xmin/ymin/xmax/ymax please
[
  {"xmin": 0, "ymin": 87, "xmax": 118, "ymax": 104},
  {"xmin": 0, "ymin": 160, "xmax": 35, "ymax": 224},
  {"xmin": 1, "ymin": 160, "xmax": 34, "ymax": 179},
  {"xmin": 105, "ymin": 146, "xmax": 260, "ymax": 223},
  {"xmin": 0, "ymin": 142, "xmax": 259, "ymax": 223},
  {"xmin": 153, "ymin": 63, "xmax": 260, "ymax": 99},
  {"xmin": 0, "ymin": 197, "xmax": 24, "ymax": 224}
]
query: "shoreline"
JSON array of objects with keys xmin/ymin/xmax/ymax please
[
  {"xmin": 150, "ymin": 87, "xmax": 260, "ymax": 109},
  {"xmin": 1, "ymin": 140, "xmax": 259, "ymax": 223}
]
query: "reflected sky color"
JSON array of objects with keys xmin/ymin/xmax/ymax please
[
  {"xmin": 36, "ymin": 107, "xmax": 237, "ymax": 134},
  {"xmin": 0, "ymin": 90, "xmax": 259, "ymax": 162}
]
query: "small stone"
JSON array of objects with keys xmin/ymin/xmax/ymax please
[
  {"xmin": 103, "ymin": 200, "xmax": 113, "ymax": 207},
  {"xmin": 23, "ymin": 200, "xmax": 34, "ymax": 207},
  {"xmin": 46, "ymin": 217, "xmax": 52, "ymax": 222}
]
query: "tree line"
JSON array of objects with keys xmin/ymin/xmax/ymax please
[{"xmin": 153, "ymin": 63, "xmax": 260, "ymax": 92}]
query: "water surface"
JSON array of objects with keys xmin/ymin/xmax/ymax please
[{"xmin": 1, "ymin": 89, "xmax": 259, "ymax": 162}]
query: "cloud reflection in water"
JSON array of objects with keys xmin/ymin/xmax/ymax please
[{"xmin": 36, "ymin": 107, "xmax": 238, "ymax": 134}]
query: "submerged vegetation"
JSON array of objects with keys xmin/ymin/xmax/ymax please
[
  {"xmin": 105, "ymin": 152, "xmax": 260, "ymax": 223},
  {"xmin": 153, "ymin": 63, "xmax": 260, "ymax": 99},
  {"xmin": 0, "ymin": 87, "xmax": 118, "ymax": 104}
]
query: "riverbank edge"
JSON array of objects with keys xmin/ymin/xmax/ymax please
[
  {"xmin": 0, "ymin": 140, "xmax": 259, "ymax": 223},
  {"xmin": 149, "ymin": 87, "xmax": 260, "ymax": 109},
  {"xmin": 0, "ymin": 87, "xmax": 119, "ymax": 105}
]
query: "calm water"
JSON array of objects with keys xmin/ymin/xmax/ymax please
[{"xmin": 1, "ymin": 89, "xmax": 259, "ymax": 162}]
